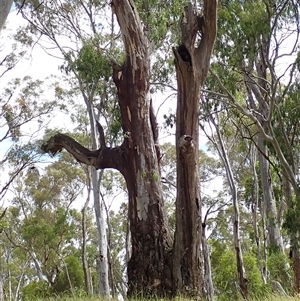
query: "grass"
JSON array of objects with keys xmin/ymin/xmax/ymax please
[
  {"xmin": 25, "ymin": 296, "xmax": 299, "ymax": 301},
  {"xmin": 263, "ymin": 297, "xmax": 299, "ymax": 301}
]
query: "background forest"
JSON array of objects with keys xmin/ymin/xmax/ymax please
[{"xmin": 0, "ymin": 0, "xmax": 300, "ymax": 300}]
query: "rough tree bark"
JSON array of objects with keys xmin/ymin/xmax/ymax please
[
  {"xmin": 173, "ymin": 1, "xmax": 217, "ymax": 297},
  {"xmin": 43, "ymin": 0, "xmax": 173, "ymax": 296},
  {"xmin": 42, "ymin": 0, "xmax": 218, "ymax": 297}
]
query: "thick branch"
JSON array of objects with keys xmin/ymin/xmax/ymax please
[
  {"xmin": 202, "ymin": 0, "xmax": 218, "ymax": 47},
  {"xmin": 42, "ymin": 133, "xmax": 99, "ymax": 165},
  {"xmin": 196, "ymin": 0, "xmax": 218, "ymax": 78},
  {"xmin": 42, "ymin": 133, "xmax": 126, "ymax": 172},
  {"xmin": 181, "ymin": 3, "xmax": 199, "ymax": 48}
]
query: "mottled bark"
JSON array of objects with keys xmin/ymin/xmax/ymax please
[
  {"xmin": 0, "ymin": 0, "xmax": 13, "ymax": 30},
  {"xmin": 173, "ymin": 1, "xmax": 217, "ymax": 297},
  {"xmin": 111, "ymin": 0, "xmax": 173, "ymax": 296},
  {"xmin": 44, "ymin": 0, "xmax": 173, "ymax": 296},
  {"xmin": 42, "ymin": 0, "xmax": 217, "ymax": 297},
  {"xmin": 0, "ymin": 269, "xmax": 4, "ymax": 301},
  {"xmin": 250, "ymin": 147, "xmax": 267, "ymax": 283},
  {"xmin": 257, "ymin": 135, "xmax": 283, "ymax": 252},
  {"xmin": 202, "ymin": 223, "xmax": 214, "ymax": 301},
  {"xmin": 81, "ymin": 176, "xmax": 92, "ymax": 295}
]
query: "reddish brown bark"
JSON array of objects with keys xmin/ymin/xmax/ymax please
[
  {"xmin": 111, "ymin": 55, "xmax": 172, "ymax": 298},
  {"xmin": 173, "ymin": 1, "xmax": 217, "ymax": 297},
  {"xmin": 42, "ymin": 0, "xmax": 218, "ymax": 298}
]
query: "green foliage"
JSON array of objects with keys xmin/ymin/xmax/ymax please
[
  {"xmin": 212, "ymin": 247, "xmax": 269, "ymax": 301},
  {"xmin": 53, "ymin": 255, "xmax": 84, "ymax": 293},
  {"xmin": 268, "ymin": 251, "xmax": 293, "ymax": 294},
  {"xmin": 21, "ymin": 281, "xmax": 53, "ymax": 300},
  {"xmin": 73, "ymin": 37, "xmax": 111, "ymax": 83},
  {"xmin": 135, "ymin": 0, "xmax": 188, "ymax": 47},
  {"xmin": 216, "ymin": 0, "xmax": 271, "ymax": 64}
]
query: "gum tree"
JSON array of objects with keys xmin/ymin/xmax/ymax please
[{"xmin": 40, "ymin": 0, "xmax": 217, "ymax": 297}]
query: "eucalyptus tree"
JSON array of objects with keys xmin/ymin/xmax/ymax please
[
  {"xmin": 2, "ymin": 158, "xmax": 86, "ymax": 296},
  {"xmin": 201, "ymin": 107, "xmax": 248, "ymax": 298},
  {"xmin": 16, "ymin": 0, "xmax": 121, "ymax": 295},
  {"xmin": 0, "ymin": 76, "xmax": 60, "ymax": 201},
  {"xmin": 23, "ymin": 0, "xmax": 218, "ymax": 297},
  {"xmin": 208, "ymin": 0, "xmax": 300, "ymax": 292}
]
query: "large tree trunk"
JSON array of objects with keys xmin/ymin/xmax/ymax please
[
  {"xmin": 111, "ymin": 0, "xmax": 173, "ymax": 296},
  {"xmin": 42, "ymin": 0, "xmax": 216, "ymax": 297},
  {"xmin": 173, "ymin": 1, "xmax": 217, "ymax": 297},
  {"xmin": 111, "ymin": 43, "xmax": 172, "ymax": 298}
]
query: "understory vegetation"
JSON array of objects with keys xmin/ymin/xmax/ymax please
[{"xmin": 1, "ymin": 0, "xmax": 300, "ymax": 300}]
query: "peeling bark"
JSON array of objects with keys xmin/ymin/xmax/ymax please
[
  {"xmin": 111, "ymin": 0, "xmax": 173, "ymax": 296},
  {"xmin": 42, "ymin": 0, "xmax": 217, "ymax": 297},
  {"xmin": 173, "ymin": 1, "xmax": 217, "ymax": 297},
  {"xmin": 43, "ymin": 0, "xmax": 173, "ymax": 296}
]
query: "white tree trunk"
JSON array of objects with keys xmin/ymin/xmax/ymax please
[
  {"xmin": 257, "ymin": 135, "xmax": 283, "ymax": 252},
  {"xmin": 250, "ymin": 146, "xmax": 267, "ymax": 283},
  {"xmin": 93, "ymin": 169, "xmax": 110, "ymax": 297},
  {"xmin": 86, "ymin": 102, "xmax": 110, "ymax": 297},
  {"xmin": 0, "ymin": 0, "xmax": 13, "ymax": 30},
  {"xmin": 208, "ymin": 116, "xmax": 248, "ymax": 298},
  {"xmin": 201, "ymin": 226, "xmax": 214, "ymax": 301},
  {"xmin": 0, "ymin": 267, "xmax": 4, "ymax": 301}
]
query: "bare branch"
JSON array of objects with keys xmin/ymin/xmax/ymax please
[{"xmin": 41, "ymin": 133, "xmax": 99, "ymax": 165}]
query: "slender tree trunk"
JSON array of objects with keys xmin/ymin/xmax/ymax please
[
  {"xmin": 287, "ymin": 184, "xmax": 300, "ymax": 293},
  {"xmin": 202, "ymin": 224, "xmax": 214, "ymax": 301},
  {"xmin": 212, "ymin": 117, "xmax": 248, "ymax": 299},
  {"xmin": 0, "ymin": 267, "xmax": 4, "ymax": 301},
  {"xmin": 84, "ymin": 93, "xmax": 110, "ymax": 297},
  {"xmin": 81, "ymin": 176, "xmax": 92, "ymax": 295},
  {"xmin": 92, "ymin": 169, "xmax": 110, "ymax": 297},
  {"xmin": 250, "ymin": 148, "xmax": 266, "ymax": 283},
  {"xmin": 257, "ymin": 135, "xmax": 283, "ymax": 252},
  {"xmin": 104, "ymin": 196, "xmax": 117, "ymax": 298},
  {"xmin": 0, "ymin": 0, "xmax": 13, "ymax": 30},
  {"xmin": 81, "ymin": 208, "xmax": 91, "ymax": 294}
]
